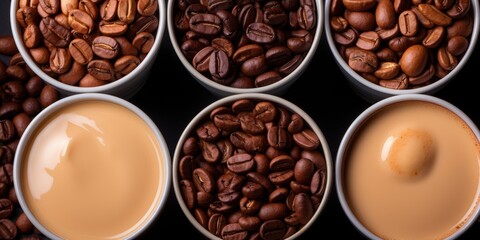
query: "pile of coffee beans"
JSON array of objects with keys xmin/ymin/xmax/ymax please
[
  {"xmin": 15, "ymin": 0, "xmax": 159, "ymax": 87},
  {"xmin": 330, "ymin": 0, "xmax": 473, "ymax": 89},
  {"xmin": 173, "ymin": 0, "xmax": 318, "ymax": 88},
  {"xmin": 178, "ymin": 98, "xmax": 328, "ymax": 240},
  {"xmin": 0, "ymin": 35, "xmax": 59, "ymax": 240}
]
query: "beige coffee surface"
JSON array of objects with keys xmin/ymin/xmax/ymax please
[
  {"xmin": 344, "ymin": 100, "xmax": 480, "ymax": 240},
  {"xmin": 21, "ymin": 100, "xmax": 164, "ymax": 239}
]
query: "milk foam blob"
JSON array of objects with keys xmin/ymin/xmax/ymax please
[{"xmin": 382, "ymin": 128, "xmax": 434, "ymax": 177}]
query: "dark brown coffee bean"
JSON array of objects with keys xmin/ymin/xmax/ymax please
[
  {"xmin": 0, "ymin": 218, "xmax": 17, "ymax": 240},
  {"xmin": 356, "ymin": 31, "xmax": 381, "ymax": 51},
  {"xmin": 399, "ymin": 44, "xmax": 429, "ymax": 77},
  {"xmin": 196, "ymin": 120, "xmax": 221, "ymax": 142},
  {"xmin": 15, "ymin": 212, "xmax": 34, "ymax": 234},
  {"xmin": 24, "ymin": 76, "xmax": 44, "ymax": 97},
  {"xmin": 293, "ymin": 129, "xmax": 320, "ymax": 150},
  {"xmin": 255, "ymin": 71, "xmax": 282, "ymax": 87},
  {"xmin": 268, "ymin": 169, "xmax": 294, "ymax": 186},
  {"xmin": 279, "ymin": 54, "xmax": 303, "ymax": 76},
  {"xmin": 0, "ymin": 102, "xmax": 22, "ymax": 120},
  {"xmin": 189, "ymin": 13, "xmax": 222, "ymax": 36},
  {"xmin": 221, "ymin": 223, "xmax": 248, "ymax": 240},
  {"xmin": 0, "ymin": 199, "xmax": 13, "ymax": 219},
  {"xmin": 197, "ymin": 191, "xmax": 215, "ymax": 207},
  {"xmin": 208, "ymin": 213, "xmax": 227, "ymax": 237},
  {"xmin": 180, "ymin": 179, "xmax": 197, "ymax": 210},
  {"xmin": 232, "ymin": 44, "xmax": 264, "ymax": 64},
  {"xmin": 242, "ymin": 181, "xmax": 265, "ymax": 200},
  {"xmin": 238, "ymin": 112, "xmax": 265, "ymax": 135},
  {"xmin": 200, "ymin": 140, "xmax": 220, "ymax": 163},
  {"xmin": 0, "ymin": 164, "xmax": 13, "ymax": 185},
  {"xmin": 241, "ymin": 55, "xmax": 267, "ymax": 78},
  {"xmin": 193, "ymin": 168, "xmax": 216, "ymax": 193},
  {"xmin": 246, "ymin": 23, "xmax": 276, "ymax": 44},
  {"xmin": 292, "ymin": 192, "xmax": 314, "ymax": 225},
  {"xmin": 12, "ymin": 113, "xmax": 31, "ymax": 138},
  {"xmin": 239, "ymin": 196, "xmax": 261, "ymax": 215},
  {"xmin": 209, "ymin": 50, "xmax": 231, "ymax": 80},
  {"xmin": 216, "ymin": 9, "xmax": 240, "ymax": 40},
  {"xmin": 58, "ymin": 60, "xmax": 85, "ymax": 85},
  {"xmin": 293, "ymin": 158, "xmax": 315, "ymax": 185},
  {"xmin": 348, "ymin": 48, "xmax": 378, "ymax": 73},
  {"xmin": 87, "ymin": 59, "xmax": 115, "ymax": 81},
  {"xmin": 343, "ymin": 0, "xmax": 376, "ymax": 11},
  {"xmin": 447, "ymin": 35, "xmax": 469, "ymax": 56},
  {"xmin": 398, "ymin": 10, "xmax": 419, "ymax": 37},
  {"xmin": 193, "ymin": 208, "xmax": 209, "ymax": 229},
  {"xmin": 217, "ymin": 172, "xmax": 246, "ymax": 193},
  {"xmin": 437, "ymin": 46, "xmax": 458, "ymax": 71},
  {"xmin": 259, "ymin": 219, "xmax": 286, "ymax": 240}
]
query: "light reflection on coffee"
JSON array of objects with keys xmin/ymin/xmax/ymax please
[{"xmin": 342, "ymin": 100, "xmax": 480, "ymax": 239}]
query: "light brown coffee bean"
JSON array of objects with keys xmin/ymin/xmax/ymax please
[
  {"xmin": 92, "ymin": 36, "xmax": 120, "ymax": 59},
  {"xmin": 376, "ymin": 0, "xmax": 396, "ymax": 29},
  {"xmin": 417, "ymin": 3, "xmax": 452, "ymax": 26},
  {"xmin": 132, "ymin": 32, "xmax": 155, "ymax": 54},
  {"xmin": 399, "ymin": 44, "xmax": 429, "ymax": 77},
  {"xmin": 49, "ymin": 47, "xmax": 73, "ymax": 74},
  {"xmin": 99, "ymin": 20, "xmax": 129, "ymax": 36},
  {"xmin": 117, "ymin": 0, "xmax": 137, "ymax": 24},
  {"xmin": 59, "ymin": 61, "xmax": 85, "ymax": 85},
  {"xmin": 87, "ymin": 59, "xmax": 115, "ymax": 81},
  {"xmin": 69, "ymin": 38, "xmax": 94, "ymax": 65},
  {"xmin": 78, "ymin": 73, "xmax": 106, "ymax": 87}
]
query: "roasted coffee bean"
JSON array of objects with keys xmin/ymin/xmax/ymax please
[
  {"xmin": 15, "ymin": 212, "xmax": 34, "ymax": 234},
  {"xmin": 259, "ymin": 219, "xmax": 286, "ymax": 240},
  {"xmin": 221, "ymin": 223, "xmax": 248, "ymax": 240},
  {"xmin": 40, "ymin": 17, "xmax": 72, "ymax": 48},
  {"xmin": 0, "ymin": 219, "xmax": 17, "ymax": 239},
  {"xmin": 209, "ymin": 213, "xmax": 227, "ymax": 237},
  {"xmin": 0, "ymin": 199, "xmax": 13, "ymax": 220}
]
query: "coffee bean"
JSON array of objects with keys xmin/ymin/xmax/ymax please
[{"xmin": 0, "ymin": 218, "xmax": 17, "ymax": 239}]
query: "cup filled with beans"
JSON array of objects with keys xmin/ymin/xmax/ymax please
[
  {"xmin": 324, "ymin": 0, "xmax": 479, "ymax": 102},
  {"xmin": 10, "ymin": 0, "xmax": 166, "ymax": 99},
  {"xmin": 168, "ymin": 0, "xmax": 323, "ymax": 97},
  {"xmin": 172, "ymin": 93, "xmax": 333, "ymax": 240}
]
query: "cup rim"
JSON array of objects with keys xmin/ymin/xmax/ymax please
[
  {"xmin": 335, "ymin": 93, "xmax": 480, "ymax": 240},
  {"xmin": 172, "ymin": 92, "xmax": 334, "ymax": 239},
  {"xmin": 323, "ymin": 0, "xmax": 480, "ymax": 97},
  {"xmin": 166, "ymin": 0, "xmax": 324, "ymax": 97},
  {"xmin": 9, "ymin": 0, "xmax": 167, "ymax": 96},
  {"xmin": 13, "ymin": 92, "xmax": 172, "ymax": 240}
]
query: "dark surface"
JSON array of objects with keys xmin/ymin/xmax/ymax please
[{"xmin": 2, "ymin": 0, "xmax": 480, "ymax": 239}]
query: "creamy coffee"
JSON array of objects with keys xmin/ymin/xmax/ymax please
[
  {"xmin": 343, "ymin": 100, "xmax": 480, "ymax": 239},
  {"xmin": 20, "ymin": 100, "xmax": 165, "ymax": 239}
]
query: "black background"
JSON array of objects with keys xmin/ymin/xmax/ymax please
[{"xmin": 2, "ymin": 0, "xmax": 480, "ymax": 239}]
